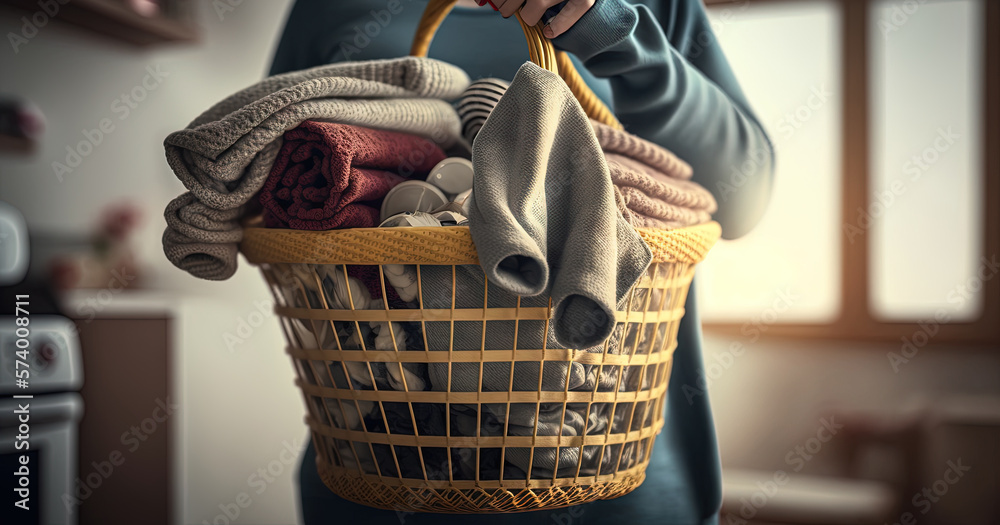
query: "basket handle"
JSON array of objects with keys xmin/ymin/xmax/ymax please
[{"xmin": 410, "ymin": 0, "xmax": 623, "ymax": 130}]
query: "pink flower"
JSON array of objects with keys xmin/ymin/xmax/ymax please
[{"xmin": 100, "ymin": 203, "xmax": 142, "ymax": 241}]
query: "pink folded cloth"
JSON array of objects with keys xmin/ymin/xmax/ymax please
[
  {"xmin": 591, "ymin": 120, "xmax": 694, "ymax": 180},
  {"xmin": 593, "ymin": 121, "xmax": 716, "ymax": 229},
  {"xmin": 607, "ymin": 153, "xmax": 717, "ymax": 212},
  {"xmin": 606, "ymin": 152, "xmax": 716, "ymax": 229},
  {"xmin": 614, "ymin": 186, "xmax": 712, "ymax": 229},
  {"xmin": 260, "ymin": 121, "xmax": 447, "ymax": 230}
]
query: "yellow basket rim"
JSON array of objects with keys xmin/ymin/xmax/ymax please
[{"xmin": 239, "ymin": 222, "xmax": 720, "ymax": 266}]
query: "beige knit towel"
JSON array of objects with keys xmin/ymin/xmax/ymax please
[{"xmin": 590, "ymin": 119, "xmax": 695, "ymax": 180}]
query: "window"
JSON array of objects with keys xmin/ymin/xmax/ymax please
[
  {"xmin": 698, "ymin": 0, "xmax": 999, "ymax": 343},
  {"xmin": 869, "ymin": 0, "xmax": 984, "ymax": 321},
  {"xmin": 697, "ymin": 1, "xmax": 842, "ymax": 323}
]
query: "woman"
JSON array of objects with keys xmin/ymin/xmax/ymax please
[{"xmin": 270, "ymin": 1, "xmax": 774, "ymax": 523}]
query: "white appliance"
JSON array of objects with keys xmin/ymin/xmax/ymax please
[
  {"xmin": 1, "ymin": 200, "xmax": 84, "ymax": 525},
  {"xmin": 0, "ymin": 200, "xmax": 29, "ymax": 286},
  {"xmin": 1, "ymin": 316, "xmax": 84, "ymax": 525}
]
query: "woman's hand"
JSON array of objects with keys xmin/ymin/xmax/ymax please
[{"xmin": 490, "ymin": 0, "xmax": 597, "ymax": 38}]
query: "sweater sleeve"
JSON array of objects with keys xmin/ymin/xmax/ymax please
[{"xmin": 552, "ymin": 0, "xmax": 774, "ymax": 239}]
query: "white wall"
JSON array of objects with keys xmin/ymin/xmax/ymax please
[{"xmin": 0, "ymin": 2, "xmax": 306, "ymax": 524}]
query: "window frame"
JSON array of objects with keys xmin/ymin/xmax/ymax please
[{"xmin": 700, "ymin": 0, "xmax": 1000, "ymax": 344}]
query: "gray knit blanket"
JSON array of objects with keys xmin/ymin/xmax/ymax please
[{"xmin": 161, "ymin": 57, "xmax": 470, "ymax": 280}]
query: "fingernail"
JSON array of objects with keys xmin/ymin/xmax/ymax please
[{"xmin": 543, "ymin": 25, "xmax": 555, "ymax": 38}]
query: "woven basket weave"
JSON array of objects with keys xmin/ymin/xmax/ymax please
[
  {"xmin": 240, "ymin": 224, "xmax": 719, "ymax": 513},
  {"xmin": 236, "ymin": 0, "xmax": 721, "ymax": 513}
]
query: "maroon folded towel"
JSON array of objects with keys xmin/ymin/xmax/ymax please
[{"xmin": 260, "ymin": 121, "xmax": 447, "ymax": 230}]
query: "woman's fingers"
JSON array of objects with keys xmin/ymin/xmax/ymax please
[
  {"xmin": 496, "ymin": 0, "xmax": 525, "ymax": 18},
  {"xmin": 496, "ymin": 0, "xmax": 594, "ymax": 34},
  {"xmin": 520, "ymin": 0, "xmax": 564, "ymax": 26},
  {"xmin": 543, "ymin": 0, "xmax": 595, "ymax": 38}
]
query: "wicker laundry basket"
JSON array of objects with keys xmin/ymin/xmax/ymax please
[{"xmin": 237, "ymin": 0, "xmax": 721, "ymax": 513}]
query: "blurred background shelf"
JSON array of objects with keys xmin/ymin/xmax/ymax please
[{"xmin": 0, "ymin": 0, "xmax": 197, "ymax": 46}]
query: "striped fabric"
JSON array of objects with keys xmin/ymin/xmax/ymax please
[{"xmin": 457, "ymin": 78, "xmax": 509, "ymax": 144}]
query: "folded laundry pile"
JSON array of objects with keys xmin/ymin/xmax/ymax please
[{"xmin": 161, "ymin": 56, "xmax": 469, "ymax": 280}]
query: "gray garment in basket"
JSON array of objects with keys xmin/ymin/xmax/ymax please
[
  {"xmin": 467, "ymin": 62, "xmax": 652, "ymax": 350},
  {"xmin": 279, "ymin": 255, "xmax": 657, "ymax": 479},
  {"xmin": 386, "ymin": 260, "xmax": 651, "ymax": 479}
]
